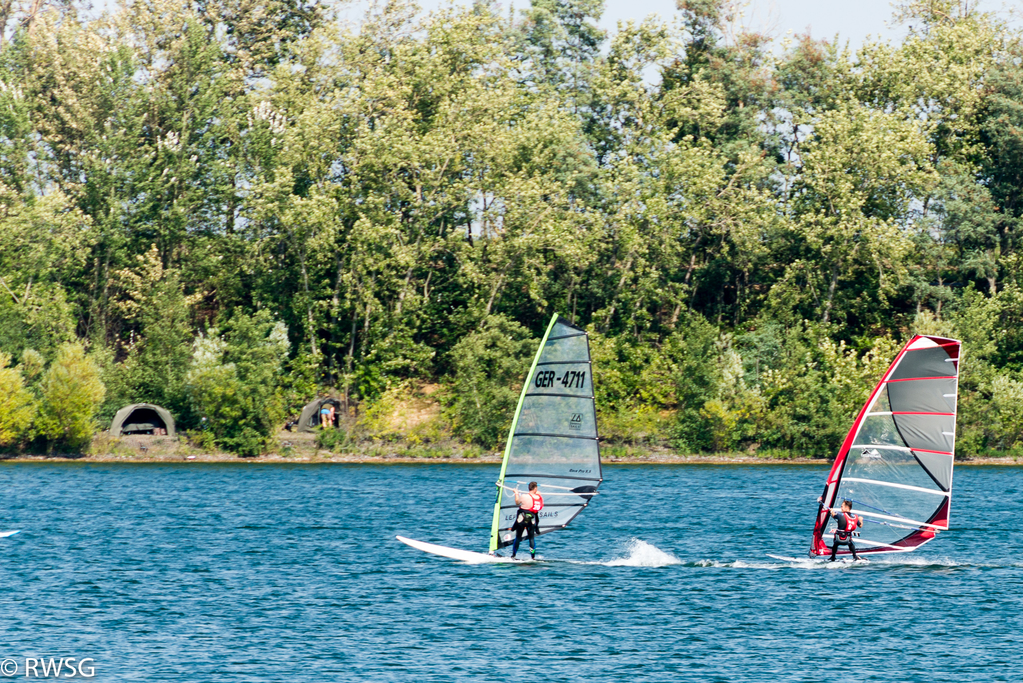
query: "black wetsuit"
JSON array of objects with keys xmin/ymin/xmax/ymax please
[
  {"xmin": 829, "ymin": 510, "xmax": 861, "ymax": 561},
  {"xmin": 510, "ymin": 508, "xmax": 540, "ymax": 558}
]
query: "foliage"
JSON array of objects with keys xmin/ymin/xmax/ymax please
[
  {"xmin": 34, "ymin": 343, "xmax": 106, "ymax": 451},
  {"xmin": 444, "ymin": 315, "xmax": 537, "ymax": 448},
  {"xmin": 107, "ymin": 246, "xmax": 198, "ymax": 420},
  {"xmin": 185, "ymin": 311, "xmax": 290, "ymax": 456},
  {"xmin": 0, "ymin": 352, "xmax": 35, "ymax": 447},
  {"xmin": 588, "ymin": 329, "xmax": 676, "ymax": 444},
  {"xmin": 316, "ymin": 424, "xmax": 356, "ymax": 453},
  {"xmin": 0, "ymin": 189, "xmax": 88, "ymax": 358},
  {"xmin": 0, "ymin": 0, "xmax": 1021, "ymax": 455}
]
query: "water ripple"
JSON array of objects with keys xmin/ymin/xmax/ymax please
[{"xmin": 0, "ymin": 462, "xmax": 1018, "ymax": 682}]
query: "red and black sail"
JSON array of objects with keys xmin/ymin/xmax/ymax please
[{"xmin": 811, "ymin": 336, "xmax": 961, "ymax": 556}]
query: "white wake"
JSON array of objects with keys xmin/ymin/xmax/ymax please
[{"xmin": 602, "ymin": 539, "xmax": 683, "ymax": 567}]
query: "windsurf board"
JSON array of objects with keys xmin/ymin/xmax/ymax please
[
  {"xmin": 396, "ymin": 536, "xmax": 534, "ymax": 563},
  {"xmin": 766, "ymin": 553, "xmax": 868, "ymax": 564}
]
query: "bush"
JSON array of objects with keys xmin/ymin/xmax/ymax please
[
  {"xmin": 444, "ymin": 315, "xmax": 537, "ymax": 448},
  {"xmin": 596, "ymin": 405, "xmax": 669, "ymax": 445},
  {"xmin": 185, "ymin": 310, "xmax": 290, "ymax": 456},
  {"xmin": 357, "ymin": 383, "xmax": 449, "ymax": 445},
  {"xmin": 956, "ymin": 370, "xmax": 1023, "ymax": 456},
  {"xmin": 0, "ymin": 353, "xmax": 35, "ymax": 447},
  {"xmin": 660, "ymin": 318, "xmax": 903, "ymax": 456},
  {"xmin": 668, "ymin": 317, "xmax": 731, "ymax": 452},
  {"xmin": 588, "ymin": 330, "xmax": 676, "ymax": 444},
  {"xmin": 317, "ymin": 426, "xmax": 356, "ymax": 452},
  {"xmin": 34, "ymin": 343, "xmax": 106, "ymax": 451}
]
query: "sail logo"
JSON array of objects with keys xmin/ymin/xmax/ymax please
[
  {"xmin": 569, "ymin": 414, "xmax": 582, "ymax": 431},
  {"xmin": 860, "ymin": 448, "xmax": 882, "ymax": 460},
  {"xmin": 533, "ymin": 370, "xmax": 587, "ymax": 389}
]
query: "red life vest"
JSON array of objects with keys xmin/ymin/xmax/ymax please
[
  {"xmin": 524, "ymin": 492, "xmax": 543, "ymax": 513},
  {"xmin": 838, "ymin": 511, "xmax": 860, "ymax": 533}
]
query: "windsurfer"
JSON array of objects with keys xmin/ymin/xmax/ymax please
[
  {"xmin": 824, "ymin": 499, "xmax": 863, "ymax": 561},
  {"xmin": 510, "ymin": 482, "xmax": 543, "ymax": 559}
]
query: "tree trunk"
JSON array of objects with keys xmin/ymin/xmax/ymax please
[
  {"xmin": 395, "ymin": 235, "xmax": 422, "ymax": 316},
  {"xmin": 821, "ymin": 266, "xmax": 839, "ymax": 324},
  {"xmin": 484, "ymin": 269, "xmax": 506, "ymax": 318},
  {"xmin": 346, "ymin": 316, "xmax": 356, "ymax": 374},
  {"xmin": 26, "ymin": 0, "xmax": 44, "ymax": 35},
  {"xmin": 297, "ymin": 242, "xmax": 318, "ymax": 357},
  {"xmin": 601, "ymin": 257, "xmax": 634, "ymax": 333},
  {"xmin": 225, "ymin": 176, "xmax": 237, "ymax": 234}
]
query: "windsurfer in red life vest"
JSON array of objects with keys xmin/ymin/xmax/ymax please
[
  {"xmin": 826, "ymin": 499, "xmax": 863, "ymax": 561},
  {"xmin": 511, "ymin": 482, "xmax": 543, "ymax": 560}
]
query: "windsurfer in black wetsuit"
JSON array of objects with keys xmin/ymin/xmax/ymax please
[
  {"xmin": 824, "ymin": 499, "xmax": 863, "ymax": 561},
  {"xmin": 510, "ymin": 482, "xmax": 543, "ymax": 559}
]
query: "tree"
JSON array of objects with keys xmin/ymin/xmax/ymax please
[
  {"xmin": 34, "ymin": 342, "xmax": 105, "ymax": 451},
  {"xmin": 771, "ymin": 104, "xmax": 932, "ymax": 330},
  {"xmin": 108, "ymin": 246, "xmax": 198, "ymax": 417},
  {"xmin": 0, "ymin": 188, "xmax": 90, "ymax": 357},
  {"xmin": 0, "ymin": 352, "xmax": 34, "ymax": 447},
  {"xmin": 186, "ymin": 310, "xmax": 290, "ymax": 455},
  {"xmin": 445, "ymin": 315, "xmax": 536, "ymax": 447}
]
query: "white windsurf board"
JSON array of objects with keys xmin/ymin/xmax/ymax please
[
  {"xmin": 396, "ymin": 536, "xmax": 533, "ymax": 564},
  {"xmin": 767, "ymin": 553, "xmax": 868, "ymax": 564},
  {"xmin": 0, "ymin": 530, "xmax": 20, "ymax": 538}
]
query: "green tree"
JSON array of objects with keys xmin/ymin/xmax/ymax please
[
  {"xmin": 769, "ymin": 104, "xmax": 932, "ymax": 330},
  {"xmin": 108, "ymin": 246, "xmax": 197, "ymax": 418},
  {"xmin": 34, "ymin": 342, "xmax": 106, "ymax": 451},
  {"xmin": 186, "ymin": 310, "xmax": 290, "ymax": 455},
  {"xmin": 445, "ymin": 315, "xmax": 537, "ymax": 448},
  {"xmin": 0, "ymin": 352, "xmax": 34, "ymax": 447},
  {"xmin": 514, "ymin": 0, "xmax": 606, "ymax": 144},
  {"xmin": 0, "ymin": 188, "xmax": 91, "ymax": 357}
]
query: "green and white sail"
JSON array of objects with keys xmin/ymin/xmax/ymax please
[{"xmin": 489, "ymin": 314, "xmax": 602, "ymax": 552}]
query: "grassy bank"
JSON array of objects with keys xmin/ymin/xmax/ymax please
[
  {"xmin": 3, "ymin": 432, "xmax": 1019, "ymax": 466},
  {"xmin": 3, "ymin": 381, "xmax": 1015, "ymax": 464}
]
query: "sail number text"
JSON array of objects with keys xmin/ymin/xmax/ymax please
[{"xmin": 534, "ymin": 370, "xmax": 586, "ymax": 389}]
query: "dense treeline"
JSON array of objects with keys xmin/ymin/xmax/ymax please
[{"xmin": 0, "ymin": 0, "xmax": 1021, "ymax": 457}]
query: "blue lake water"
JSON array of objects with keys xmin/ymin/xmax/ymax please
[{"xmin": 0, "ymin": 462, "xmax": 1018, "ymax": 682}]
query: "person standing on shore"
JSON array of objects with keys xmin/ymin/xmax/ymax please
[{"xmin": 320, "ymin": 402, "xmax": 335, "ymax": 429}]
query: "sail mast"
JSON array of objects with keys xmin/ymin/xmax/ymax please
[{"xmin": 488, "ymin": 314, "xmax": 559, "ymax": 552}]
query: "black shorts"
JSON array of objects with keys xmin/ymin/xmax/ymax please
[{"xmin": 512, "ymin": 510, "xmax": 537, "ymax": 530}]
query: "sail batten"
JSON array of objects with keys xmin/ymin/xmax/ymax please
[
  {"xmin": 489, "ymin": 314, "xmax": 602, "ymax": 552},
  {"xmin": 811, "ymin": 335, "xmax": 961, "ymax": 557}
]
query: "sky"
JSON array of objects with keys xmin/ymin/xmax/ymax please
[
  {"xmin": 86, "ymin": 0, "xmax": 1020, "ymax": 51},
  {"xmin": 335, "ymin": 0, "xmax": 910, "ymax": 47},
  {"xmin": 599, "ymin": 0, "xmax": 907, "ymax": 45},
  {"xmin": 335, "ymin": 0, "xmax": 1022, "ymax": 50}
]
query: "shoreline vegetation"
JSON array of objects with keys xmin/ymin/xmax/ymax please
[
  {"xmin": 3, "ymin": 451, "xmax": 1021, "ymax": 466},
  {"xmin": 2, "ymin": 2, "xmax": 1023, "ymax": 463},
  {"xmin": 3, "ymin": 388, "xmax": 1018, "ymax": 464}
]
